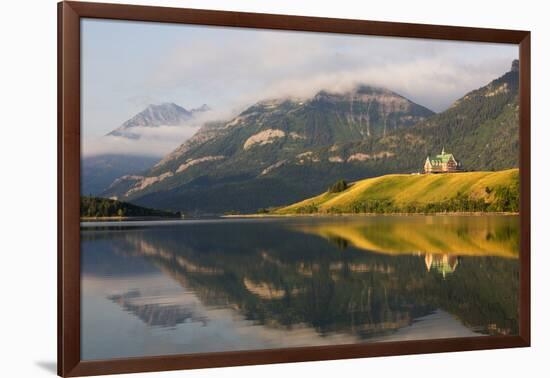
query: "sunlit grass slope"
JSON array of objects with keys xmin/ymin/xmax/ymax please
[{"xmin": 274, "ymin": 169, "xmax": 519, "ymax": 214}]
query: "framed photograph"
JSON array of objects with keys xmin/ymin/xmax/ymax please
[{"xmin": 58, "ymin": 1, "xmax": 530, "ymax": 376}]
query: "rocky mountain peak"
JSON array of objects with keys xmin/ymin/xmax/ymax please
[{"xmin": 106, "ymin": 102, "xmax": 209, "ymax": 139}]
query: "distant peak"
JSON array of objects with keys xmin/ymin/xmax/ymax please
[
  {"xmin": 354, "ymin": 84, "xmax": 390, "ymax": 94},
  {"xmin": 313, "ymin": 85, "xmax": 393, "ymax": 100},
  {"xmin": 510, "ymin": 59, "xmax": 519, "ymax": 73},
  {"xmin": 191, "ymin": 104, "xmax": 211, "ymax": 113},
  {"xmin": 158, "ymin": 102, "xmax": 180, "ymax": 108},
  {"xmin": 105, "ymin": 102, "xmax": 195, "ymax": 136}
]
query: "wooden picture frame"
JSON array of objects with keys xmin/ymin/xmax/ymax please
[{"xmin": 58, "ymin": 1, "xmax": 531, "ymax": 376}]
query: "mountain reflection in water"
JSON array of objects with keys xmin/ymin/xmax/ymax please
[{"xmin": 81, "ymin": 215, "xmax": 519, "ymax": 360}]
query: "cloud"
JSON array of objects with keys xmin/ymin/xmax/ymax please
[
  {"xmin": 81, "ymin": 104, "xmax": 236, "ymax": 157},
  {"xmin": 147, "ymin": 29, "xmax": 516, "ymax": 113},
  {"xmin": 82, "ymin": 125, "xmax": 201, "ymax": 157},
  {"xmin": 251, "ymin": 56, "xmax": 512, "ymax": 112}
]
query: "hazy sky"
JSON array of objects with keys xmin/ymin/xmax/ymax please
[{"xmin": 81, "ymin": 18, "xmax": 517, "ymax": 154}]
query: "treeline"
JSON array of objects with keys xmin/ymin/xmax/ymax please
[
  {"xmin": 81, "ymin": 196, "xmax": 179, "ymax": 218},
  {"xmin": 292, "ymin": 183, "xmax": 519, "ymax": 215}
]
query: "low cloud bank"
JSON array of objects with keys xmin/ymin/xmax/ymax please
[
  {"xmin": 82, "ymin": 124, "xmax": 201, "ymax": 157},
  {"xmin": 150, "ymin": 30, "xmax": 516, "ymax": 114}
]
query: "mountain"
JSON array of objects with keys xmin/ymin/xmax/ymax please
[
  {"xmin": 298, "ymin": 60, "xmax": 520, "ymax": 178},
  {"xmin": 81, "ymin": 155, "xmax": 158, "ymax": 196},
  {"xmin": 82, "ymin": 102, "xmax": 210, "ymax": 195},
  {"xmin": 107, "ymin": 102, "xmax": 207, "ymax": 139},
  {"xmin": 103, "ymin": 62, "xmax": 519, "ymax": 214},
  {"xmin": 274, "ymin": 169, "xmax": 519, "ymax": 215},
  {"xmin": 102, "ymin": 86, "xmax": 434, "ymax": 211},
  {"xmin": 374, "ymin": 60, "xmax": 520, "ymax": 172}
]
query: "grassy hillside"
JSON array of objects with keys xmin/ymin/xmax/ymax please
[
  {"xmin": 81, "ymin": 196, "xmax": 179, "ymax": 219},
  {"xmin": 274, "ymin": 169, "xmax": 519, "ymax": 214}
]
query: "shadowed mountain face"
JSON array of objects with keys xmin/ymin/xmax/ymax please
[
  {"xmin": 81, "ymin": 154, "xmax": 159, "ymax": 196},
  {"xmin": 102, "ymin": 62, "xmax": 519, "ymax": 214},
  {"xmin": 81, "ymin": 215, "xmax": 519, "ymax": 353}
]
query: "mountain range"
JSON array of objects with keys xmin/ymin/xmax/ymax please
[{"xmin": 101, "ymin": 61, "xmax": 520, "ymax": 214}]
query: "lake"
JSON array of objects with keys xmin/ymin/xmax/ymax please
[{"xmin": 81, "ymin": 215, "xmax": 519, "ymax": 360}]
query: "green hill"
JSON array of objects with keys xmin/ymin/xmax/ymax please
[
  {"xmin": 274, "ymin": 169, "xmax": 519, "ymax": 215},
  {"xmin": 80, "ymin": 196, "xmax": 179, "ymax": 219}
]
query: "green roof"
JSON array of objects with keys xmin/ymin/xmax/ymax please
[
  {"xmin": 432, "ymin": 153, "xmax": 454, "ymax": 163},
  {"xmin": 427, "ymin": 148, "xmax": 456, "ymax": 165}
]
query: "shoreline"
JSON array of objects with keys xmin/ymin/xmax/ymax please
[
  {"xmin": 80, "ymin": 216, "xmax": 182, "ymax": 222},
  {"xmin": 80, "ymin": 212, "xmax": 519, "ymax": 223},
  {"xmin": 222, "ymin": 211, "xmax": 519, "ymax": 219}
]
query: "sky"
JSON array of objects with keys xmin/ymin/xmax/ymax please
[{"xmin": 81, "ymin": 18, "xmax": 518, "ymax": 156}]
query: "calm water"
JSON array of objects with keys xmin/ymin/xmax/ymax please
[{"xmin": 81, "ymin": 215, "xmax": 519, "ymax": 360}]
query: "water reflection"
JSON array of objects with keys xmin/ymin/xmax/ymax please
[
  {"xmin": 107, "ymin": 289, "xmax": 209, "ymax": 328},
  {"xmin": 81, "ymin": 215, "xmax": 519, "ymax": 360},
  {"xmin": 293, "ymin": 216, "xmax": 519, "ymax": 257}
]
